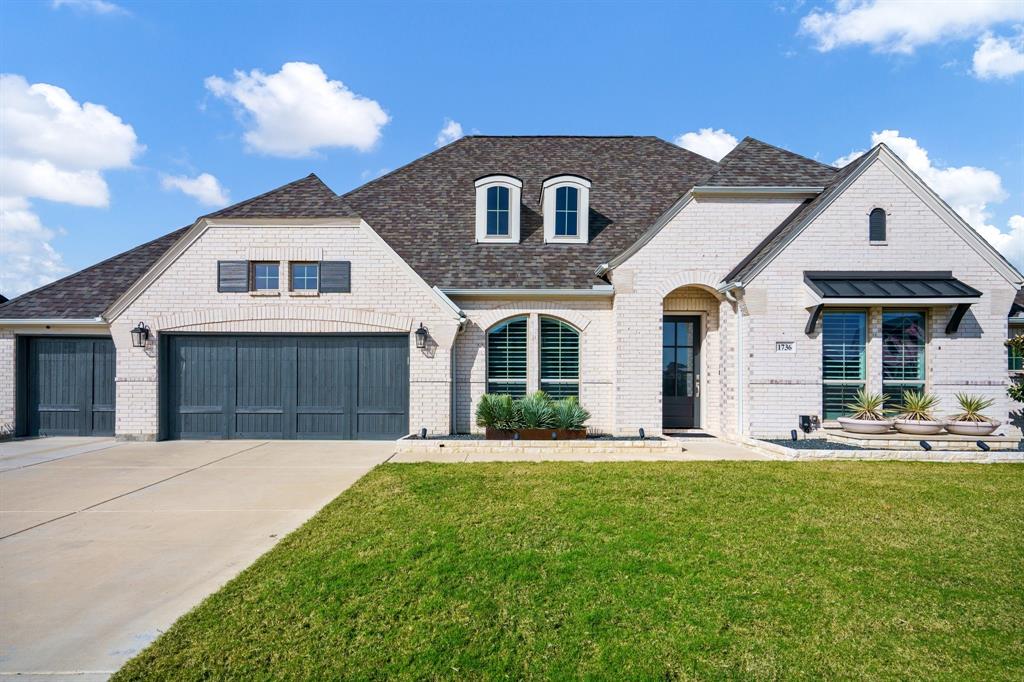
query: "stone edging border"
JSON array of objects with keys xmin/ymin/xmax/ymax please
[{"xmin": 745, "ymin": 438, "xmax": 1024, "ymax": 464}]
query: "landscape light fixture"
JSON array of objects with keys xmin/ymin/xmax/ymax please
[{"xmin": 130, "ymin": 322, "xmax": 150, "ymax": 348}]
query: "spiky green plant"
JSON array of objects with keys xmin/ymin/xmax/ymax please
[
  {"xmin": 551, "ymin": 396, "xmax": 591, "ymax": 430},
  {"xmin": 517, "ymin": 391, "xmax": 556, "ymax": 429},
  {"xmin": 949, "ymin": 393, "xmax": 995, "ymax": 423},
  {"xmin": 844, "ymin": 389, "xmax": 890, "ymax": 421},
  {"xmin": 475, "ymin": 394, "xmax": 521, "ymax": 430},
  {"xmin": 896, "ymin": 390, "xmax": 940, "ymax": 421}
]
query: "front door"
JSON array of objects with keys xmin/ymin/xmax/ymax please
[{"xmin": 662, "ymin": 316, "xmax": 700, "ymax": 429}]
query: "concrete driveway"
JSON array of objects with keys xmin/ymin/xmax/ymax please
[{"xmin": 0, "ymin": 437, "xmax": 395, "ymax": 679}]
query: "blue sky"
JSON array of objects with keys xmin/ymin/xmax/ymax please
[{"xmin": 1, "ymin": 0, "xmax": 1022, "ymax": 297}]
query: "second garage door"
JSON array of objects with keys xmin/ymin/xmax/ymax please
[{"xmin": 164, "ymin": 335, "xmax": 409, "ymax": 440}]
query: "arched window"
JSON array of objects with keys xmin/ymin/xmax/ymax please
[
  {"xmin": 542, "ymin": 175, "xmax": 590, "ymax": 243},
  {"xmin": 555, "ymin": 186, "xmax": 578, "ymax": 236},
  {"xmin": 540, "ymin": 317, "xmax": 580, "ymax": 398},
  {"xmin": 869, "ymin": 208, "xmax": 886, "ymax": 242},
  {"xmin": 486, "ymin": 186, "xmax": 510, "ymax": 236},
  {"xmin": 487, "ymin": 317, "xmax": 527, "ymax": 397},
  {"xmin": 474, "ymin": 175, "xmax": 522, "ymax": 243}
]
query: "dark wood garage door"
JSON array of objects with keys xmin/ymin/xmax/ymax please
[
  {"xmin": 19, "ymin": 337, "xmax": 116, "ymax": 437},
  {"xmin": 163, "ymin": 335, "xmax": 409, "ymax": 440}
]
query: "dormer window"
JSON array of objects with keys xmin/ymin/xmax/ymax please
[
  {"xmin": 542, "ymin": 175, "xmax": 590, "ymax": 243},
  {"xmin": 475, "ymin": 175, "xmax": 522, "ymax": 243}
]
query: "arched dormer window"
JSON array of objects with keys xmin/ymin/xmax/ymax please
[
  {"xmin": 475, "ymin": 175, "xmax": 522, "ymax": 243},
  {"xmin": 542, "ymin": 175, "xmax": 591, "ymax": 244},
  {"xmin": 869, "ymin": 208, "xmax": 887, "ymax": 242}
]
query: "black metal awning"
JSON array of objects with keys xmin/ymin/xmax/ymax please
[
  {"xmin": 804, "ymin": 271, "xmax": 982, "ymax": 300},
  {"xmin": 803, "ymin": 271, "xmax": 981, "ymax": 335}
]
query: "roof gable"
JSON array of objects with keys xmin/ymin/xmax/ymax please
[
  {"xmin": 207, "ymin": 173, "xmax": 356, "ymax": 219},
  {"xmin": 703, "ymin": 137, "xmax": 837, "ymax": 187},
  {"xmin": 341, "ymin": 136, "xmax": 718, "ymax": 289}
]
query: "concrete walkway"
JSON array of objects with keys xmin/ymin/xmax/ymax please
[{"xmin": 0, "ymin": 438, "xmax": 394, "ymax": 680}]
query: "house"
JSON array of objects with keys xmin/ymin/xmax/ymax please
[{"xmin": 1, "ymin": 135, "xmax": 1020, "ymax": 441}]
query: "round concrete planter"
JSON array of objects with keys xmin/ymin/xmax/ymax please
[
  {"xmin": 944, "ymin": 420, "xmax": 1001, "ymax": 436},
  {"xmin": 893, "ymin": 419, "xmax": 945, "ymax": 435},
  {"xmin": 837, "ymin": 417, "xmax": 893, "ymax": 434}
]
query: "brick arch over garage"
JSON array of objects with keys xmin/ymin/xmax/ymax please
[
  {"xmin": 154, "ymin": 305, "xmax": 415, "ymax": 334},
  {"xmin": 471, "ymin": 303, "xmax": 593, "ymax": 332}
]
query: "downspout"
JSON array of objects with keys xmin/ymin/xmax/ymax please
[
  {"xmin": 449, "ymin": 315, "xmax": 467, "ymax": 435},
  {"xmin": 723, "ymin": 287, "xmax": 744, "ymax": 437}
]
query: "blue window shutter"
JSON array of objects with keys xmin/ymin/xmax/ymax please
[
  {"xmin": 218, "ymin": 261, "xmax": 249, "ymax": 292},
  {"xmin": 869, "ymin": 208, "xmax": 886, "ymax": 241},
  {"xmin": 319, "ymin": 261, "xmax": 351, "ymax": 293}
]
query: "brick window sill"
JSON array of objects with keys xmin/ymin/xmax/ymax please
[
  {"xmin": 250, "ymin": 291, "xmax": 280, "ymax": 297},
  {"xmin": 289, "ymin": 291, "xmax": 320, "ymax": 298}
]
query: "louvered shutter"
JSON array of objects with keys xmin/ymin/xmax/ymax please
[
  {"xmin": 540, "ymin": 317, "xmax": 580, "ymax": 398},
  {"xmin": 319, "ymin": 261, "xmax": 351, "ymax": 293},
  {"xmin": 217, "ymin": 261, "xmax": 249, "ymax": 292},
  {"xmin": 486, "ymin": 317, "xmax": 527, "ymax": 397}
]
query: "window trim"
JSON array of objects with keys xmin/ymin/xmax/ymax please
[
  {"xmin": 290, "ymin": 261, "xmax": 320, "ymax": 292},
  {"xmin": 821, "ymin": 309, "xmax": 867, "ymax": 421},
  {"xmin": 474, "ymin": 175, "xmax": 522, "ymax": 243},
  {"xmin": 542, "ymin": 175, "xmax": 591, "ymax": 244},
  {"xmin": 869, "ymin": 207, "xmax": 888, "ymax": 243},
  {"xmin": 539, "ymin": 316, "xmax": 581, "ymax": 399},
  {"xmin": 1010, "ymin": 323, "xmax": 1024, "ymax": 372},
  {"xmin": 251, "ymin": 261, "xmax": 280, "ymax": 292},
  {"xmin": 485, "ymin": 316, "xmax": 528, "ymax": 397},
  {"xmin": 881, "ymin": 309, "xmax": 927, "ymax": 410}
]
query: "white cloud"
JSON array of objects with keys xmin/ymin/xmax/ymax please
[
  {"xmin": 51, "ymin": 0, "xmax": 128, "ymax": 15},
  {"xmin": 835, "ymin": 129, "xmax": 1024, "ymax": 269},
  {"xmin": 800, "ymin": 1, "xmax": 1023, "ymax": 54},
  {"xmin": 674, "ymin": 128, "xmax": 739, "ymax": 162},
  {"xmin": 205, "ymin": 62, "xmax": 390, "ymax": 157},
  {"xmin": 0, "ymin": 197, "xmax": 68, "ymax": 298},
  {"xmin": 434, "ymin": 118, "xmax": 464, "ymax": 147},
  {"xmin": 0, "ymin": 74, "xmax": 142, "ymax": 297},
  {"xmin": 972, "ymin": 31, "xmax": 1024, "ymax": 79},
  {"xmin": 161, "ymin": 173, "xmax": 230, "ymax": 207}
]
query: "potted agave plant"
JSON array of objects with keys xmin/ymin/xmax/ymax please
[
  {"xmin": 837, "ymin": 389, "xmax": 893, "ymax": 434},
  {"xmin": 945, "ymin": 393, "xmax": 1001, "ymax": 436},
  {"xmin": 893, "ymin": 390, "xmax": 944, "ymax": 435},
  {"xmin": 475, "ymin": 392, "xmax": 591, "ymax": 440}
]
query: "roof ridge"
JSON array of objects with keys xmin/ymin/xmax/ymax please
[
  {"xmin": 204, "ymin": 173, "xmax": 334, "ymax": 218},
  {"xmin": 0, "ymin": 224, "xmax": 192, "ymax": 312},
  {"xmin": 461, "ymin": 134, "xmax": 658, "ymax": 139},
  {"xmin": 646, "ymin": 135, "xmax": 721, "ymax": 166}
]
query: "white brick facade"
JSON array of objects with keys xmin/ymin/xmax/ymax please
[{"xmin": 3, "ymin": 153, "xmax": 1019, "ymax": 441}]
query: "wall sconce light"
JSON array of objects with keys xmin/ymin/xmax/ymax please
[
  {"xmin": 130, "ymin": 322, "xmax": 151, "ymax": 348},
  {"xmin": 414, "ymin": 323, "xmax": 428, "ymax": 349}
]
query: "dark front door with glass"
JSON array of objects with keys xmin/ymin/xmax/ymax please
[{"xmin": 663, "ymin": 315, "xmax": 700, "ymax": 429}]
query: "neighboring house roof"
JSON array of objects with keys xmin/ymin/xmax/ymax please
[
  {"xmin": 701, "ymin": 137, "xmax": 837, "ymax": 187},
  {"xmin": 1010, "ymin": 290, "xmax": 1024, "ymax": 319},
  {"xmin": 0, "ymin": 225, "xmax": 191, "ymax": 319},
  {"xmin": 341, "ymin": 136, "xmax": 719, "ymax": 289},
  {"xmin": 723, "ymin": 149, "xmax": 874, "ymax": 284},
  {"xmin": 206, "ymin": 173, "xmax": 356, "ymax": 219}
]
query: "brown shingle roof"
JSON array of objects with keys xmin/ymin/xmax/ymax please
[
  {"xmin": 0, "ymin": 226, "xmax": 191, "ymax": 319},
  {"xmin": 206, "ymin": 173, "xmax": 357, "ymax": 219},
  {"xmin": 342, "ymin": 136, "xmax": 718, "ymax": 289},
  {"xmin": 703, "ymin": 137, "xmax": 837, "ymax": 187}
]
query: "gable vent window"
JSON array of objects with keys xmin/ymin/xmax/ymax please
[
  {"xmin": 555, "ymin": 186, "xmax": 579, "ymax": 237},
  {"xmin": 869, "ymin": 208, "xmax": 887, "ymax": 242},
  {"xmin": 475, "ymin": 175, "xmax": 522, "ymax": 243},
  {"xmin": 487, "ymin": 186, "xmax": 510, "ymax": 236},
  {"xmin": 487, "ymin": 317, "xmax": 527, "ymax": 397},
  {"xmin": 540, "ymin": 317, "xmax": 580, "ymax": 399},
  {"xmin": 542, "ymin": 175, "xmax": 590, "ymax": 243}
]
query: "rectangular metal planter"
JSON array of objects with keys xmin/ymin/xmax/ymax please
[{"xmin": 484, "ymin": 427, "xmax": 587, "ymax": 440}]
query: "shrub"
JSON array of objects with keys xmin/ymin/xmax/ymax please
[
  {"xmin": 844, "ymin": 389, "xmax": 890, "ymax": 421},
  {"xmin": 949, "ymin": 393, "xmax": 996, "ymax": 423},
  {"xmin": 518, "ymin": 391, "xmax": 556, "ymax": 429},
  {"xmin": 474, "ymin": 394, "xmax": 520, "ymax": 430},
  {"xmin": 896, "ymin": 390, "xmax": 940, "ymax": 421},
  {"xmin": 551, "ymin": 396, "xmax": 591, "ymax": 430}
]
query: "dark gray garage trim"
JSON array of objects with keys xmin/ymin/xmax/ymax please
[
  {"xmin": 160, "ymin": 334, "xmax": 409, "ymax": 440},
  {"xmin": 16, "ymin": 336, "xmax": 116, "ymax": 437}
]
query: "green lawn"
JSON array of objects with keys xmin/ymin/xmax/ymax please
[{"xmin": 114, "ymin": 462, "xmax": 1024, "ymax": 680}]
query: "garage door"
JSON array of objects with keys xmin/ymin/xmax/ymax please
[
  {"xmin": 163, "ymin": 335, "xmax": 409, "ymax": 440},
  {"xmin": 19, "ymin": 337, "xmax": 116, "ymax": 437}
]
